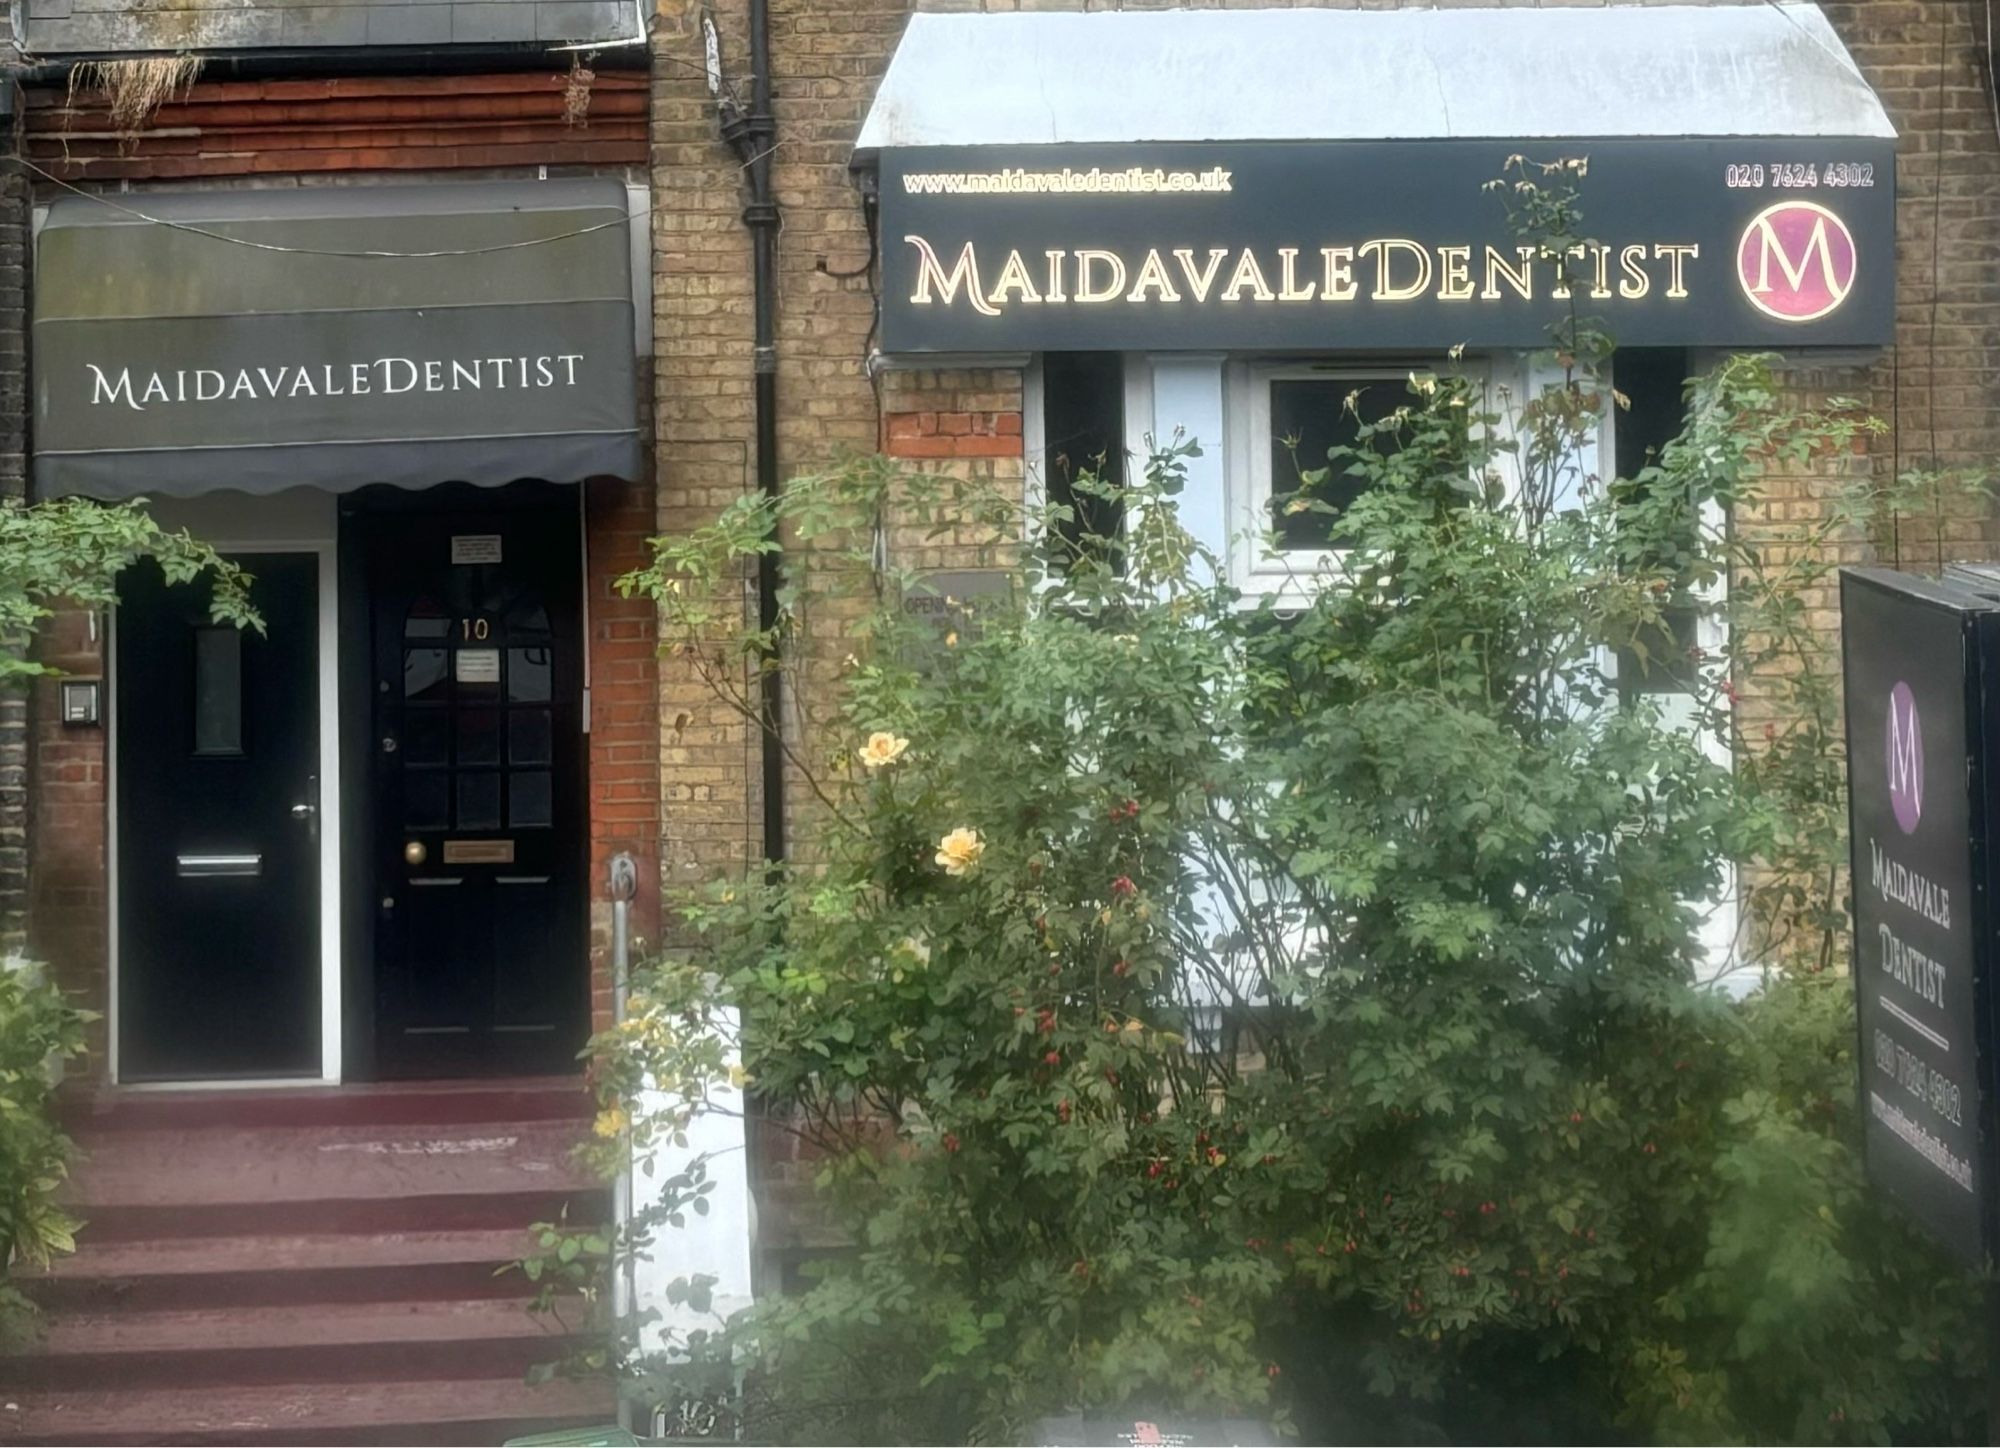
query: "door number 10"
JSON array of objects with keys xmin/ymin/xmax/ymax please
[{"xmin": 460, "ymin": 617, "xmax": 490, "ymax": 641}]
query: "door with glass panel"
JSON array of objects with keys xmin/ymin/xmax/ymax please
[
  {"xmin": 116, "ymin": 553, "xmax": 321, "ymax": 1080},
  {"xmin": 364, "ymin": 500, "xmax": 585, "ymax": 1077}
]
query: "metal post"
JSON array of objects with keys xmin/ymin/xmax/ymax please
[{"xmin": 607, "ymin": 852, "xmax": 638, "ymax": 1436}]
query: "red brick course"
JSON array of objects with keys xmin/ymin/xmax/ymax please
[{"xmin": 882, "ymin": 410, "xmax": 1024, "ymax": 459}]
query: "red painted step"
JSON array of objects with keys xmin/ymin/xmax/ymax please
[
  {"xmin": 67, "ymin": 1119, "xmax": 601, "ymax": 1211},
  {"xmin": 0, "ymin": 1376, "xmax": 616, "ymax": 1447},
  {"xmin": 73, "ymin": 1188, "xmax": 603, "ymax": 1244},
  {"xmin": 4, "ymin": 1298, "xmax": 593, "ymax": 1391},
  {"xmin": 25, "ymin": 1228, "xmax": 547, "ymax": 1312},
  {"xmin": 12, "ymin": 1078, "xmax": 617, "ymax": 1447},
  {"xmin": 60, "ymin": 1078, "xmax": 595, "ymax": 1134}
]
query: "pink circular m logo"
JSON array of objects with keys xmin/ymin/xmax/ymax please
[
  {"xmin": 1737, "ymin": 201, "xmax": 1858, "ymax": 323},
  {"xmin": 1887, "ymin": 681, "xmax": 1924, "ymax": 835}
]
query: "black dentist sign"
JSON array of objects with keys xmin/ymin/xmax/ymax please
[
  {"xmin": 875, "ymin": 139, "xmax": 1897, "ymax": 353},
  {"xmin": 1841, "ymin": 569, "xmax": 2000, "ymax": 1265}
]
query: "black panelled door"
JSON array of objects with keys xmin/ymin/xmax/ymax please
[
  {"xmin": 365, "ymin": 502, "xmax": 586, "ymax": 1077},
  {"xmin": 117, "ymin": 553, "xmax": 320, "ymax": 1081}
]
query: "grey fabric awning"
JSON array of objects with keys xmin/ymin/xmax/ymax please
[
  {"xmin": 33, "ymin": 178, "xmax": 643, "ymax": 499},
  {"xmin": 854, "ymin": 4, "xmax": 1894, "ymax": 153}
]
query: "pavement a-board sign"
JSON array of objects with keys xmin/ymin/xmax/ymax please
[{"xmin": 1841, "ymin": 568, "xmax": 2000, "ymax": 1265}]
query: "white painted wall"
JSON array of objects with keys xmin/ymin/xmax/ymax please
[{"xmin": 629, "ymin": 1006, "xmax": 756, "ymax": 1360}]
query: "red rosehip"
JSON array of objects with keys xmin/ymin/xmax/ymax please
[
  {"xmin": 1110, "ymin": 876, "xmax": 1136, "ymax": 898},
  {"xmin": 1343, "ymin": 1240, "xmax": 1357, "ymax": 1254},
  {"xmin": 1044, "ymin": 1050, "xmax": 1061, "ymax": 1066},
  {"xmin": 1643, "ymin": 1142, "xmax": 1657, "ymax": 1155},
  {"xmin": 1266, "ymin": 1364, "xmax": 1281, "ymax": 1379},
  {"xmin": 1058, "ymin": 1100, "xmax": 1073, "ymax": 1122},
  {"xmin": 1147, "ymin": 1161, "xmax": 1163, "ymax": 1178},
  {"xmin": 1569, "ymin": 1112, "xmax": 1583, "ymax": 1125},
  {"xmin": 942, "ymin": 1133, "xmax": 960, "ymax": 1154},
  {"xmin": 1112, "ymin": 959, "xmax": 1130, "ymax": 977}
]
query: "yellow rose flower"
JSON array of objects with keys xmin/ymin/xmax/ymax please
[
  {"xmin": 858, "ymin": 730, "xmax": 911, "ymax": 770},
  {"xmin": 593, "ymin": 1106, "xmax": 629, "ymax": 1139},
  {"xmin": 935, "ymin": 827, "xmax": 984, "ymax": 876}
]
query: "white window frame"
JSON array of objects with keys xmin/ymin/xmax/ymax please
[{"xmin": 1224, "ymin": 356, "xmax": 1497, "ymax": 600}]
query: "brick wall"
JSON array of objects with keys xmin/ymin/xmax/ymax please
[
  {"xmin": 1, "ymin": 47, "xmax": 34, "ymax": 946},
  {"xmin": 25, "ymin": 610, "xmax": 108, "ymax": 1064},
  {"xmin": 587, "ymin": 471, "xmax": 665, "ymax": 1026},
  {"xmin": 1828, "ymin": 0, "xmax": 2000, "ymax": 565}
]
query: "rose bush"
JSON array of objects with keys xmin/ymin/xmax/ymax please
[{"xmin": 552, "ymin": 338, "xmax": 1991, "ymax": 1445}]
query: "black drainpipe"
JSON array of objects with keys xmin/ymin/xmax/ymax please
[{"xmin": 719, "ymin": 0, "xmax": 786, "ymax": 865}]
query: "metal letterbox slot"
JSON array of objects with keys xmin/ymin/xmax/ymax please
[{"xmin": 176, "ymin": 853, "xmax": 262, "ymax": 878}]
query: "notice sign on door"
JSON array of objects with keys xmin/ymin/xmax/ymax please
[
  {"xmin": 450, "ymin": 534, "xmax": 503, "ymax": 566},
  {"xmin": 1840, "ymin": 569, "xmax": 2000, "ymax": 1265},
  {"xmin": 455, "ymin": 649, "xmax": 500, "ymax": 684}
]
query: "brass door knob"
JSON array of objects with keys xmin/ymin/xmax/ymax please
[{"xmin": 404, "ymin": 840, "xmax": 427, "ymax": 865}]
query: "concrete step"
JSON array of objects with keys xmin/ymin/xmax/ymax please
[
  {"xmin": 0, "ymin": 1376, "xmax": 617, "ymax": 1446},
  {"xmin": 26, "ymin": 1227, "xmax": 552, "ymax": 1312},
  {"xmin": 3, "ymin": 1299, "xmax": 593, "ymax": 1391}
]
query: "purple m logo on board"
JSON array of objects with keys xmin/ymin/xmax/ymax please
[{"xmin": 1887, "ymin": 681, "xmax": 1924, "ymax": 834}]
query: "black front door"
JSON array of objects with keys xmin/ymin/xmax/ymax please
[
  {"xmin": 116, "ymin": 553, "xmax": 320, "ymax": 1081},
  {"xmin": 359, "ymin": 496, "xmax": 586, "ymax": 1077}
]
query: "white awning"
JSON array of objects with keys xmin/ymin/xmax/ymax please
[{"xmin": 854, "ymin": 4, "xmax": 1894, "ymax": 156}]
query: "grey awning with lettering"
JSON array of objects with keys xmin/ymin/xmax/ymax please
[{"xmin": 33, "ymin": 178, "xmax": 643, "ymax": 499}]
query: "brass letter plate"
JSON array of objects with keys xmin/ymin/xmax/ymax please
[{"xmin": 443, "ymin": 838, "xmax": 515, "ymax": 865}]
